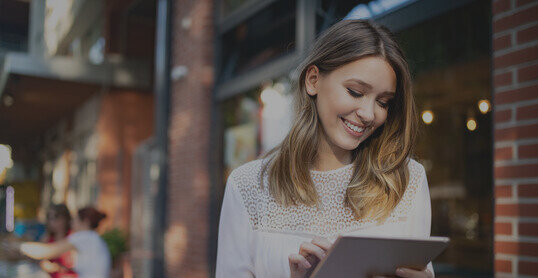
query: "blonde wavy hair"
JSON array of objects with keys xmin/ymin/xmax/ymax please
[{"xmin": 261, "ymin": 19, "xmax": 418, "ymax": 222}]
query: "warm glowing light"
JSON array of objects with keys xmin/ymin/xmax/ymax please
[
  {"xmin": 467, "ymin": 118, "xmax": 477, "ymax": 131},
  {"xmin": 422, "ymin": 110, "xmax": 434, "ymax": 124},
  {"xmin": 478, "ymin": 99, "xmax": 490, "ymax": 114}
]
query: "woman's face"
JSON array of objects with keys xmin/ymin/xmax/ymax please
[
  {"xmin": 47, "ymin": 212, "xmax": 67, "ymax": 233},
  {"xmin": 306, "ymin": 56, "xmax": 397, "ymax": 153}
]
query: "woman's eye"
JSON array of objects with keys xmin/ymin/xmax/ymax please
[
  {"xmin": 378, "ymin": 99, "xmax": 393, "ymax": 109},
  {"xmin": 378, "ymin": 101, "xmax": 389, "ymax": 108},
  {"xmin": 347, "ymin": 88, "xmax": 363, "ymax": 98}
]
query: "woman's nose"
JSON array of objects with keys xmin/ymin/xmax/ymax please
[{"xmin": 355, "ymin": 101, "xmax": 375, "ymax": 125}]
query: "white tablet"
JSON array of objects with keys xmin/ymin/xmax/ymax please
[{"xmin": 309, "ymin": 235, "xmax": 449, "ymax": 278}]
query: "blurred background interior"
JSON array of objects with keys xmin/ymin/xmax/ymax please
[{"xmin": 1, "ymin": 0, "xmax": 528, "ymax": 277}]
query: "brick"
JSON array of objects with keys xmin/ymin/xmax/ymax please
[
  {"xmin": 495, "ymin": 163, "xmax": 538, "ymax": 178},
  {"xmin": 496, "ymin": 185, "xmax": 513, "ymax": 197},
  {"xmin": 516, "ymin": 103, "xmax": 538, "ymax": 120},
  {"xmin": 519, "ymin": 143, "xmax": 538, "ymax": 159},
  {"xmin": 517, "ymin": 24, "xmax": 538, "ymax": 45},
  {"xmin": 495, "ymin": 109, "xmax": 512, "ymax": 123},
  {"xmin": 495, "ymin": 123, "xmax": 538, "ymax": 141},
  {"xmin": 518, "ymin": 63, "xmax": 538, "ymax": 83},
  {"xmin": 494, "ymin": 5, "xmax": 538, "ymax": 33},
  {"xmin": 496, "ymin": 146, "xmax": 513, "ymax": 161},
  {"xmin": 496, "ymin": 241, "xmax": 538, "ymax": 256},
  {"xmin": 494, "ymin": 34, "xmax": 513, "ymax": 51},
  {"xmin": 519, "ymin": 183, "xmax": 538, "ymax": 197},
  {"xmin": 496, "ymin": 203, "xmax": 538, "ymax": 217},
  {"xmin": 519, "ymin": 222, "xmax": 538, "ymax": 236},
  {"xmin": 495, "ymin": 222, "xmax": 513, "ymax": 235},
  {"xmin": 519, "ymin": 260, "xmax": 538, "ymax": 276},
  {"xmin": 167, "ymin": 0, "xmax": 214, "ymax": 276},
  {"xmin": 493, "ymin": 0, "xmax": 512, "ymax": 15},
  {"xmin": 495, "ymin": 84, "xmax": 538, "ymax": 104},
  {"xmin": 495, "ymin": 71, "xmax": 513, "ymax": 87},
  {"xmin": 494, "ymin": 45, "xmax": 538, "ymax": 69},
  {"xmin": 495, "ymin": 259, "xmax": 512, "ymax": 272}
]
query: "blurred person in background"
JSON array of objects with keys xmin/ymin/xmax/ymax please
[
  {"xmin": 5, "ymin": 206, "xmax": 111, "ymax": 278},
  {"xmin": 40, "ymin": 204, "xmax": 77, "ymax": 277}
]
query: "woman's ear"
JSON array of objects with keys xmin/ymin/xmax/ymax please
[{"xmin": 305, "ymin": 65, "xmax": 320, "ymax": 97}]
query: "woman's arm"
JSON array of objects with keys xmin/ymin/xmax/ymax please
[
  {"xmin": 20, "ymin": 239, "xmax": 75, "ymax": 260},
  {"xmin": 215, "ymin": 170, "xmax": 255, "ymax": 278}
]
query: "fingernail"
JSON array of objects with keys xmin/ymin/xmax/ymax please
[
  {"xmin": 396, "ymin": 268, "xmax": 405, "ymax": 275},
  {"xmin": 303, "ymin": 261, "xmax": 311, "ymax": 268}
]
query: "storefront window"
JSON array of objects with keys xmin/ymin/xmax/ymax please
[
  {"xmin": 219, "ymin": 0, "xmax": 296, "ymax": 83},
  {"xmin": 396, "ymin": 0, "xmax": 493, "ymax": 275},
  {"xmin": 221, "ymin": 78, "xmax": 293, "ymax": 179},
  {"xmin": 221, "ymin": 0, "xmax": 262, "ymax": 17}
]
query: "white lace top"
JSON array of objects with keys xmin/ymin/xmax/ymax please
[{"xmin": 216, "ymin": 158, "xmax": 433, "ymax": 278}]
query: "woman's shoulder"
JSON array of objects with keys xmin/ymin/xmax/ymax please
[
  {"xmin": 227, "ymin": 157, "xmax": 270, "ymax": 189},
  {"xmin": 401, "ymin": 158, "xmax": 429, "ymax": 205},
  {"xmin": 229, "ymin": 158, "xmax": 265, "ymax": 177},
  {"xmin": 406, "ymin": 157, "xmax": 427, "ymax": 182}
]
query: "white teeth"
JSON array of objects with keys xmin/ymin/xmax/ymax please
[{"xmin": 344, "ymin": 120, "xmax": 364, "ymax": 133}]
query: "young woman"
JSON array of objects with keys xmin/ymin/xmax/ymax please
[
  {"xmin": 216, "ymin": 19, "xmax": 434, "ymax": 278},
  {"xmin": 40, "ymin": 204, "xmax": 77, "ymax": 278},
  {"xmin": 16, "ymin": 206, "xmax": 111, "ymax": 278}
]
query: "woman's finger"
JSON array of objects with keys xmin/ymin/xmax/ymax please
[
  {"xmin": 395, "ymin": 267, "xmax": 431, "ymax": 278},
  {"xmin": 311, "ymin": 236, "xmax": 332, "ymax": 251},
  {"xmin": 299, "ymin": 241, "xmax": 326, "ymax": 261},
  {"xmin": 288, "ymin": 253, "xmax": 311, "ymax": 270}
]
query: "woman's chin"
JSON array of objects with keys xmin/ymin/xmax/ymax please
[{"xmin": 336, "ymin": 140, "xmax": 362, "ymax": 151}]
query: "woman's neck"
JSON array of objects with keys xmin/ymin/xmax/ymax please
[{"xmin": 313, "ymin": 131, "xmax": 352, "ymax": 171}]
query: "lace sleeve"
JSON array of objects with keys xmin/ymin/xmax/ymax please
[
  {"xmin": 216, "ymin": 170, "xmax": 255, "ymax": 278},
  {"xmin": 408, "ymin": 162, "xmax": 435, "ymax": 276}
]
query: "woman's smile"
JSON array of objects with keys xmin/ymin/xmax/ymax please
[{"xmin": 340, "ymin": 117, "xmax": 367, "ymax": 138}]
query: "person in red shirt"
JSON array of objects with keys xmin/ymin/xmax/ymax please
[{"xmin": 40, "ymin": 204, "xmax": 77, "ymax": 278}]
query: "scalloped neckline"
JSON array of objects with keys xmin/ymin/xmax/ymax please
[{"xmin": 309, "ymin": 163, "xmax": 354, "ymax": 175}]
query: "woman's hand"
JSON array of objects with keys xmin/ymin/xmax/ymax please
[
  {"xmin": 289, "ymin": 237, "xmax": 332, "ymax": 278},
  {"xmin": 394, "ymin": 267, "xmax": 433, "ymax": 278},
  {"xmin": 40, "ymin": 260, "xmax": 62, "ymax": 273},
  {"xmin": 374, "ymin": 267, "xmax": 433, "ymax": 278}
]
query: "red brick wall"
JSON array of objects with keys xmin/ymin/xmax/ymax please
[
  {"xmin": 166, "ymin": 0, "xmax": 215, "ymax": 277},
  {"xmin": 97, "ymin": 90, "xmax": 154, "ymax": 233},
  {"xmin": 493, "ymin": 0, "xmax": 538, "ymax": 276}
]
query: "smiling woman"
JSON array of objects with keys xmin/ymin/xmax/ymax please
[{"xmin": 216, "ymin": 19, "xmax": 431, "ymax": 278}]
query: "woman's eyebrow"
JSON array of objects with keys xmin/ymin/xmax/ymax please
[
  {"xmin": 347, "ymin": 78, "xmax": 372, "ymax": 89},
  {"xmin": 346, "ymin": 78, "xmax": 396, "ymax": 95}
]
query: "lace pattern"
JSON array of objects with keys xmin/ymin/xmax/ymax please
[{"xmin": 232, "ymin": 159, "xmax": 425, "ymax": 237}]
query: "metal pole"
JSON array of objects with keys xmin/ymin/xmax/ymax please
[{"xmin": 153, "ymin": 0, "xmax": 172, "ymax": 276}]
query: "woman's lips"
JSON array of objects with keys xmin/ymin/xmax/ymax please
[{"xmin": 341, "ymin": 117, "xmax": 365, "ymax": 138}]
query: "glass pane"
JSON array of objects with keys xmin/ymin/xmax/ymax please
[
  {"xmin": 0, "ymin": 0, "xmax": 29, "ymax": 52},
  {"xmin": 397, "ymin": 0, "xmax": 493, "ymax": 275},
  {"xmin": 219, "ymin": 0, "xmax": 296, "ymax": 82},
  {"xmin": 220, "ymin": 78, "xmax": 293, "ymax": 179},
  {"xmin": 221, "ymin": 0, "xmax": 262, "ymax": 17}
]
